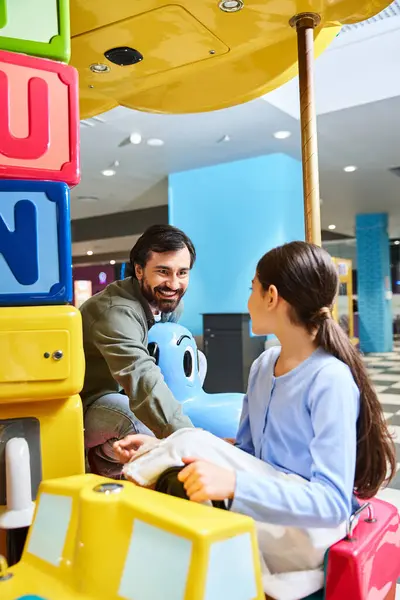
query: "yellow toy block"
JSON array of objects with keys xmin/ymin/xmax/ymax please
[
  {"xmin": 0, "ymin": 305, "xmax": 84, "ymax": 403},
  {"xmin": 2, "ymin": 474, "xmax": 264, "ymax": 600},
  {"xmin": 0, "ymin": 396, "xmax": 85, "ymax": 524}
]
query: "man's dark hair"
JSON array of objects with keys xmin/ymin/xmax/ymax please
[{"xmin": 129, "ymin": 224, "xmax": 196, "ymax": 279}]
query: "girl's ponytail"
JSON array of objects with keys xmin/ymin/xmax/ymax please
[
  {"xmin": 257, "ymin": 242, "xmax": 396, "ymax": 499},
  {"xmin": 315, "ymin": 311, "xmax": 396, "ymax": 498}
]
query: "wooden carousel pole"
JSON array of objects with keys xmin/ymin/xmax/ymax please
[{"xmin": 290, "ymin": 13, "xmax": 322, "ymax": 246}]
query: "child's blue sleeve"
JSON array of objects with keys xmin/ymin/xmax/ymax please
[
  {"xmin": 231, "ymin": 364, "xmax": 360, "ymax": 528},
  {"xmin": 235, "ymin": 394, "xmax": 255, "ymax": 455},
  {"xmin": 235, "ymin": 356, "xmax": 265, "ymax": 455}
]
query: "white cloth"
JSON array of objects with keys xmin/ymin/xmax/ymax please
[
  {"xmin": 123, "ymin": 428, "xmax": 346, "ymax": 600},
  {"xmin": 197, "ymin": 349, "xmax": 207, "ymax": 386}
]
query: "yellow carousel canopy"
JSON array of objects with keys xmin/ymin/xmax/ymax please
[{"xmin": 70, "ymin": 0, "xmax": 393, "ymax": 118}]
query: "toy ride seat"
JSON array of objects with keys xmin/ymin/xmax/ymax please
[
  {"xmin": 153, "ymin": 467, "xmax": 399, "ymax": 600},
  {"xmin": 303, "ymin": 498, "xmax": 400, "ymax": 600}
]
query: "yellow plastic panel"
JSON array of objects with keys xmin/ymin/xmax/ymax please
[
  {"xmin": 331, "ymin": 257, "xmax": 357, "ymax": 343},
  {"xmin": 0, "ymin": 306, "xmax": 84, "ymax": 402},
  {"xmin": 3, "ymin": 474, "xmax": 264, "ymax": 600},
  {"xmin": 70, "ymin": 0, "xmax": 393, "ymax": 117},
  {"xmin": 72, "ymin": 5, "xmax": 228, "ymax": 84},
  {"xmin": 0, "ymin": 395, "xmax": 85, "ymax": 512},
  {"xmin": 0, "ymin": 330, "xmax": 70, "ymax": 383}
]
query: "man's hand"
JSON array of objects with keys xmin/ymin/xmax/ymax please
[
  {"xmin": 178, "ymin": 457, "xmax": 236, "ymax": 503},
  {"xmin": 113, "ymin": 434, "xmax": 158, "ymax": 463}
]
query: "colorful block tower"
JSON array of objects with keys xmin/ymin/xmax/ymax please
[{"xmin": 0, "ymin": 0, "xmax": 85, "ymax": 563}]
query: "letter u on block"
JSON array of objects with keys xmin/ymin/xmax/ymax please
[
  {"xmin": 0, "ymin": 71, "xmax": 49, "ymax": 160},
  {"xmin": 0, "ymin": 50, "xmax": 80, "ymax": 187}
]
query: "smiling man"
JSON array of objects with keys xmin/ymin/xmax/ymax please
[{"xmin": 80, "ymin": 225, "xmax": 196, "ymax": 478}]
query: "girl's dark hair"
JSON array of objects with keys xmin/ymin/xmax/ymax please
[
  {"xmin": 130, "ymin": 224, "xmax": 196, "ymax": 279},
  {"xmin": 257, "ymin": 241, "xmax": 396, "ymax": 499}
]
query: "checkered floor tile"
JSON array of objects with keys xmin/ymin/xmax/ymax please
[
  {"xmin": 367, "ymin": 341, "xmax": 400, "ymax": 499},
  {"xmin": 362, "ymin": 341, "xmax": 400, "ymax": 596},
  {"xmin": 365, "ymin": 340, "xmax": 400, "ymax": 598}
]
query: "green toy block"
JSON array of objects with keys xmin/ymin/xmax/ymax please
[{"xmin": 0, "ymin": 0, "xmax": 70, "ymax": 63}]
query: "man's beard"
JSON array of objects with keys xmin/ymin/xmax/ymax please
[{"xmin": 140, "ymin": 277, "xmax": 184, "ymax": 313}]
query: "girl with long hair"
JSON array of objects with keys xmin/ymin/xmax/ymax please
[{"xmin": 116, "ymin": 241, "xmax": 396, "ymax": 599}]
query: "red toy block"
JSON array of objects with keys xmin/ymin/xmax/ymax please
[{"xmin": 0, "ymin": 50, "xmax": 80, "ymax": 187}]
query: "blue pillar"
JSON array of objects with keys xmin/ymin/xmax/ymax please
[
  {"xmin": 168, "ymin": 154, "xmax": 305, "ymax": 335},
  {"xmin": 356, "ymin": 213, "xmax": 393, "ymax": 353}
]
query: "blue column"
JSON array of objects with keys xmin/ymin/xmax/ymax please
[
  {"xmin": 356, "ymin": 213, "xmax": 393, "ymax": 353},
  {"xmin": 169, "ymin": 154, "xmax": 305, "ymax": 335}
]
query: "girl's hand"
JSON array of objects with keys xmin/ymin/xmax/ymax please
[
  {"xmin": 178, "ymin": 457, "xmax": 236, "ymax": 503},
  {"xmin": 113, "ymin": 434, "xmax": 158, "ymax": 463}
]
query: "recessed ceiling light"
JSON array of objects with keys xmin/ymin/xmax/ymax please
[
  {"xmin": 344, "ymin": 165, "xmax": 357, "ymax": 173},
  {"xmin": 90, "ymin": 63, "xmax": 110, "ymax": 73},
  {"xmin": 110, "ymin": 260, "xmax": 116, "ymax": 265},
  {"xmin": 102, "ymin": 169, "xmax": 116, "ymax": 177},
  {"xmin": 273, "ymin": 131, "xmax": 291, "ymax": 140},
  {"xmin": 219, "ymin": 0, "xmax": 244, "ymax": 12},
  {"xmin": 328, "ymin": 224, "xmax": 336, "ymax": 230},
  {"xmin": 130, "ymin": 132, "xmax": 142, "ymax": 145},
  {"xmin": 147, "ymin": 138, "xmax": 164, "ymax": 147},
  {"xmin": 395, "ymin": 241, "xmax": 400, "ymax": 246},
  {"xmin": 87, "ymin": 250, "xmax": 93, "ymax": 256}
]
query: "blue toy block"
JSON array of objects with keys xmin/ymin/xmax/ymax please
[{"xmin": 0, "ymin": 180, "xmax": 72, "ymax": 305}]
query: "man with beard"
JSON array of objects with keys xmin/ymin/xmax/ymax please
[{"xmin": 80, "ymin": 225, "xmax": 196, "ymax": 478}]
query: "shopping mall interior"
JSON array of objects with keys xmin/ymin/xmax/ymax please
[
  {"xmin": 1, "ymin": 1, "xmax": 400, "ymax": 598},
  {"xmin": 72, "ymin": 3, "xmax": 400, "ymax": 475}
]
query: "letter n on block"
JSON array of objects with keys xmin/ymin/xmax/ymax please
[
  {"xmin": 0, "ymin": 180, "xmax": 72, "ymax": 305},
  {"xmin": 0, "ymin": 50, "xmax": 80, "ymax": 186}
]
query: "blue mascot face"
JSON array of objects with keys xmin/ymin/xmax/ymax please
[
  {"xmin": 148, "ymin": 322, "xmax": 244, "ymax": 438},
  {"xmin": 148, "ymin": 322, "xmax": 202, "ymax": 401}
]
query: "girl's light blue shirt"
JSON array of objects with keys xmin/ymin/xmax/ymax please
[{"xmin": 232, "ymin": 346, "xmax": 360, "ymax": 528}]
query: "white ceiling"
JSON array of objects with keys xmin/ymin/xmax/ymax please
[
  {"xmin": 71, "ymin": 5, "xmax": 400, "ymax": 256},
  {"xmin": 72, "ymin": 234, "xmax": 140, "ymax": 258}
]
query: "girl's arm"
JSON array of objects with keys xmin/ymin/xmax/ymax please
[
  {"xmin": 235, "ymin": 355, "xmax": 265, "ymax": 455},
  {"xmin": 231, "ymin": 365, "xmax": 359, "ymax": 528},
  {"xmin": 235, "ymin": 394, "xmax": 255, "ymax": 455}
]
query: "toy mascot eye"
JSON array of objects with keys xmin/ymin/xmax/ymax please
[
  {"xmin": 147, "ymin": 342, "xmax": 159, "ymax": 365},
  {"xmin": 183, "ymin": 347, "xmax": 195, "ymax": 381}
]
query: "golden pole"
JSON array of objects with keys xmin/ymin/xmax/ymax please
[{"xmin": 290, "ymin": 13, "xmax": 322, "ymax": 246}]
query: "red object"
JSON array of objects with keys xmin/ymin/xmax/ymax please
[
  {"xmin": 325, "ymin": 497, "xmax": 400, "ymax": 600},
  {"xmin": 0, "ymin": 50, "xmax": 80, "ymax": 186}
]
